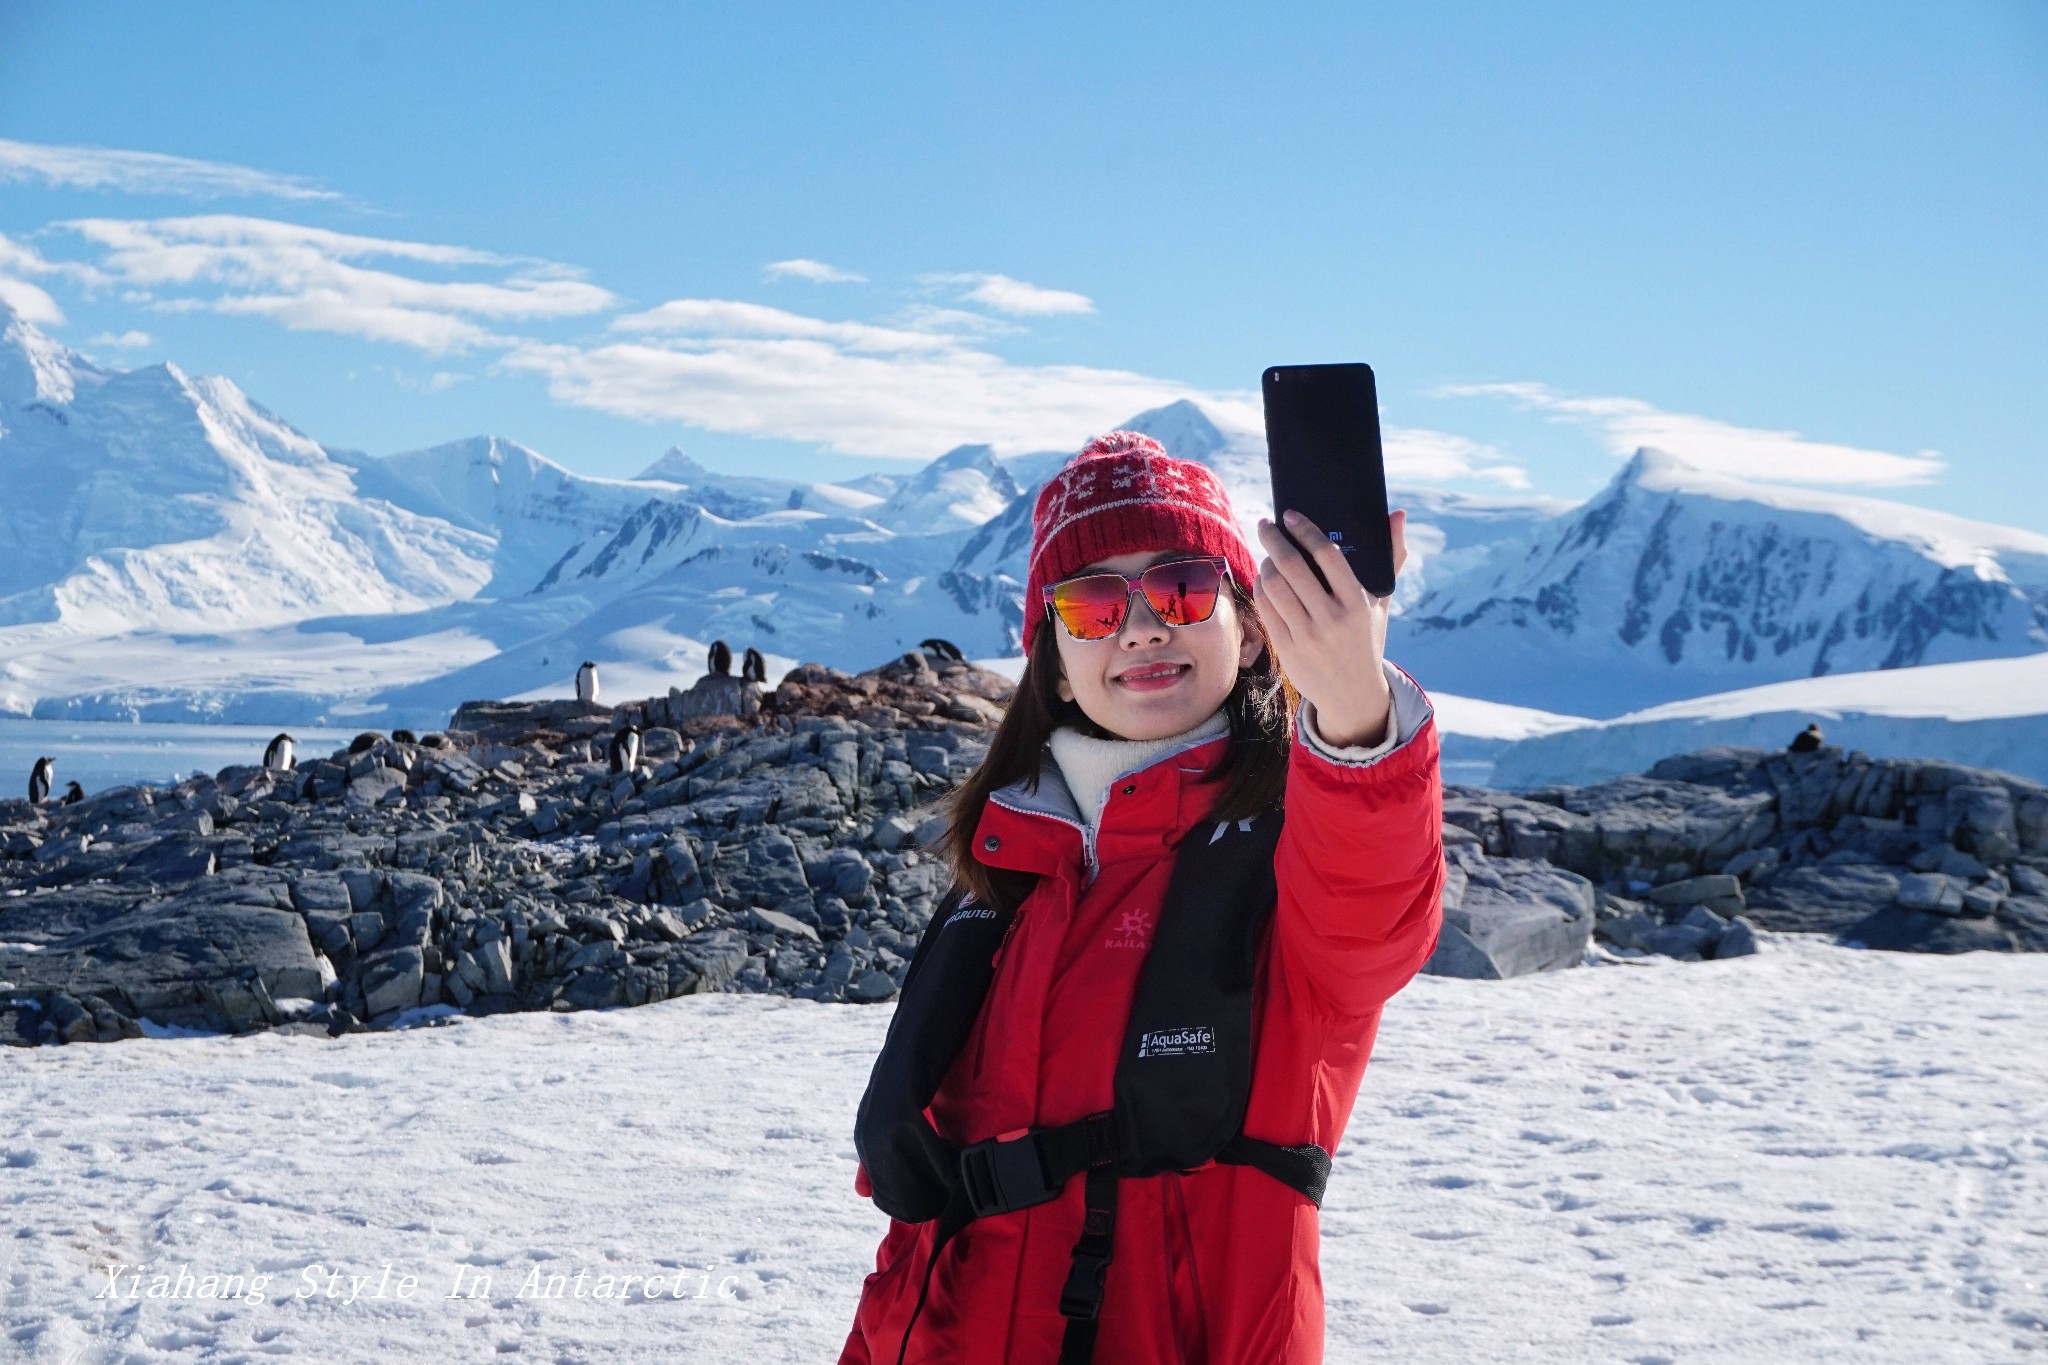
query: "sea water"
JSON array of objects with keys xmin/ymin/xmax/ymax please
[{"xmin": 0, "ymin": 719, "xmax": 359, "ymax": 801}]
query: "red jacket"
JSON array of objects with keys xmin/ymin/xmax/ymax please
[{"xmin": 839, "ymin": 677, "xmax": 1444, "ymax": 1364}]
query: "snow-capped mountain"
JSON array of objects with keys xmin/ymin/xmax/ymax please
[
  {"xmin": 0, "ymin": 304, "xmax": 499, "ymax": 715},
  {"xmin": 866, "ymin": 443, "xmax": 1019, "ymax": 532},
  {"xmin": 10, "ymin": 300, "xmax": 2046, "ymax": 735},
  {"xmin": 1393, "ymin": 450, "xmax": 2048, "ymax": 717},
  {"xmin": 334, "ymin": 435, "xmax": 687, "ymax": 597}
]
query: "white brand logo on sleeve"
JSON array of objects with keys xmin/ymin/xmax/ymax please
[{"xmin": 1137, "ymin": 1025, "xmax": 1215, "ymax": 1058}]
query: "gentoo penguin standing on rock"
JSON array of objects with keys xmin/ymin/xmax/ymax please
[
  {"xmin": 576, "ymin": 660, "xmax": 600, "ymax": 704},
  {"xmin": 607, "ymin": 725, "xmax": 642, "ymax": 776},
  {"xmin": 62, "ymin": 781, "xmax": 83, "ymax": 805},
  {"xmin": 741, "ymin": 646, "xmax": 766, "ymax": 683},
  {"xmin": 263, "ymin": 732, "xmax": 296, "ymax": 772},
  {"xmin": 28, "ymin": 756, "xmax": 53, "ymax": 805},
  {"xmin": 707, "ymin": 640, "xmax": 732, "ymax": 677}
]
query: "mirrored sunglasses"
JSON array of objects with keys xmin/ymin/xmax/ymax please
[{"xmin": 1043, "ymin": 556, "xmax": 1230, "ymax": 642}]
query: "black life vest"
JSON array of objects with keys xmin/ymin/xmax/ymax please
[{"xmin": 853, "ymin": 807, "xmax": 1332, "ymax": 1365}]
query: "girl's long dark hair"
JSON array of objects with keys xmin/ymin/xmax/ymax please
[{"xmin": 942, "ymin": 581, "xmax": 1296, "ymax": 913}]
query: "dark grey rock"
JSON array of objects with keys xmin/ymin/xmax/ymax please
[
  {"xmin": 120, "ymin": 838, "xmax": 217, "ymax": 886},
  {"xmin": 3, "ymin": 893, "xmax": 322, "ymax": 1021},
  {"xmin": 1946, "ymin": 784, "xmax": 2020, "ymax": 864},
  {"xmin": 806, "ymin": 847, "xmax": 873, "ymax": 903},
  {"xmin": 1746, "ymin": 864, "xmax": 1903, "ymax": 936},
  {"xmin": 361, "ymin": 947, "xmax": 425, "ymax": 1016},
  {"xmin": 1711, "ymin": 915, "xmax": 1761, "ymax": 958},
  {"xmin": 1843, "ymin": 907, "xmax": 2018, "ymax": 954},
  {"xmin": 1637, "ymin": 922, "xmax": 1715, "ymax": 960},
  {"xmin": 1996, "ymin": 896, "xmax": 2048, "ymax": 950},
  {"xmin": 746, "ymin": 906, "xmax": 821, "ymax": 942},
  {"xmin": 1425, "ymin": 858, "xmax": 1593, "ymax": 978},
  {"xmin": 846, "ymin": 969, "xmax": 898, "ymax": 1002},
  {"xmin": 1897, "ymin": 872, "xmax": 1965, "ymax": 915}
]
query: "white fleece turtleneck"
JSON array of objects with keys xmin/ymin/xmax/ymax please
[
  {"xmin": 1047, "ymin": 709, "xmax": 1232, "ymax": 839},
  {"xmin": 1046, "ymin": 684, "xmax": 1404, "ymax": 840}
]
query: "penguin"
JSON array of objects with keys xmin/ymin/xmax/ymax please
[
  {"xmin": 919, "ymin": 637, "xmax": 964, "ymax": 664},
  {"xmin": 607, "ymin": 724, "xmax": 642, "ymax": 776},
  {"xmin": 575, "ymin": 660, "xmax": 600, "ymax": 704},
  {"xmin": 263, "ymin": 732, "xmax": 296, "ymax": 773},
  {"xmin": 706, "ymin": 640, "xmax": 732, "ymax": 677},
  {"xmin": 391, "ymin": 728, "xmax": 418, "ymax": 745},
  {"xmin": 61, "ymin": 781, "xmax": 83, "ymax": 805},
  {"xmin": 1788, "ymin": 723, "xmax": 1825, "ymax": 754},
  {"xmin": 741, "ymin": 646, "xmax": 767, "ymax": 683},
  {"xmin": 28, "ymin": 756, "xmax": 53, "ymax": 804},
  {"xmin": 348, "ymin": 733, "xmax": 383, "ymax": 755}
]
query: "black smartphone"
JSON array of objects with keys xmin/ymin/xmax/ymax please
[{"xmin": 1261, "ymin": 362, "xmax": 1397, "ymax": 598}]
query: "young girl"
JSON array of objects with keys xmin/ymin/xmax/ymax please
[{"xmin": 840, "ymin": 431, "xmax": 1444, "ymax": 1364}]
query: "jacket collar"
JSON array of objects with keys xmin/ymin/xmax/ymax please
[{"xmin": 973, "ymin": 726, "xmax": 1235, "ymax": 884}]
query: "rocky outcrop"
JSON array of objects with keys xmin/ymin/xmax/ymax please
[
  {"xmin": 0, "ymin": 650, "xmax": 1007, "ymax": 1045},
  {"xmin": 9, "ymin": 654, "xmax": 2042, "ymax": 1045},
  {"xmin": 1442, "ymin": 744, "xmax": 2048, "ymax": 967}
]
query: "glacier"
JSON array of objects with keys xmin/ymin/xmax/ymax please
[{"xmin": 1491, "ymin": 650, "xmax": 2048, "ymax": 788}]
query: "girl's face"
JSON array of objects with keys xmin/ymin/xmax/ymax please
[{"xmin": 1051, "ymin": 548, "xmax": 1263, "ymax": 741}]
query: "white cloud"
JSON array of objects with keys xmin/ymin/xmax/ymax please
[
  {"xmin": 502, "ymin": 329, "xmax": 1209, "ymax": 460},
  {"xmin": 87, "ymin": 330, "xmax": 154, "ymax": 349},
  {"xmin": 0, "ymin": 276, "xmax": 63, "ymax": 326},
  {"xmin": 1438, "ymin": 381, "xmax": 1945, "ymax": 487},
  {"xmin": 61, "ymin": 215, "xmax": 615, "ymax": 354},
  {"xmin": 610, "ymin": 299, "xmax": 955, "ymax": 353},
  {"xmin": 0, "ymin": 230, "xmax": 107, "ymax": 326},
  {"xmin": 1383, "ymin": 426, "xmax": 1530, "ymax": 489},
  {"xmin": 0, "ymin": 137, "xmax": 340, "ymax": 201},
  {"xmin": 513, "ymin": 294, "xmax": 1536, "ymax": 480},
  {"xmin": 927, "ymin": 272, "xmax": 1095, "ymax": 317},
  {"xmin": 763, "ymin": 258, "xmax": 865, "ymax": 284}
]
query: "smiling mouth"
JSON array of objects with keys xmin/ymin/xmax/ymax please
[{"xmin": 1114, "ymin": 663, "xmax": 1190, "ymax": 689}]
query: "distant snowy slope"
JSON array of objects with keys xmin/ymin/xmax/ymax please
[
  {"xmin": 866, "ymin": 443, "xmax": 1018, "ymax": 532},
  {"xmin": 359, "ymin": 436, "xmax": 686, "ymax": 596},
  {"xmin": 0, "ymin": 304, "xmax": 493, "ymax": 649},
  {"xmin": 1394, "ymin": 449, "xmax": 2048, "ymax": 717},
  {"xmin": 1491, "ymin": 651, "xmax": 2048, "ymax": 788}
]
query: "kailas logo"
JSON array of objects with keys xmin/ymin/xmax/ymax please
[
  {"xmin": 1137, "ymin": 1026, "xmax": 1215, "ymax": 1058},
  {"xmin": 1103, "ymin": 907, "xmax": 1155, "ymax": 950}
]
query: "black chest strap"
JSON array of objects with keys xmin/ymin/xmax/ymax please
[{"xmin": 864, "ymin": 808, "xmax": 1333, "ymax": 1363}]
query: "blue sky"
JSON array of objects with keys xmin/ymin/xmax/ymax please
[{"xmin": 1, "ymin": 1, "xmax": 2043, "ymax": 525}]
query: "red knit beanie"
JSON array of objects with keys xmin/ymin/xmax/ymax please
[{"xmin": 1022, "ymin": 430, "xmax": 1257, "ymax": 654}]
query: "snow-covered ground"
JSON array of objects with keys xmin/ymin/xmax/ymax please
[
  {"xmin": 4, "ymin": 938, "xmax": 2043, "ymax": 1363},
  {"xmin": 1494, "ymin": 652, "xmax": 2048, "ymax": 789}
]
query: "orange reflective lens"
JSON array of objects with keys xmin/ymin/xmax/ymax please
[{"xmin": 1044, "ymin": 556, "xmax": 1227, "ymax": 641}]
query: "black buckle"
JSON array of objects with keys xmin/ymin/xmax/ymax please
[
  {"xmin": 958, "ymin": 1132, "xmax": 1059, "ymax": 1218},
  {"xmin": 1059, "ymin": 1247, "xmax": 1113, "ymax": 1320}
]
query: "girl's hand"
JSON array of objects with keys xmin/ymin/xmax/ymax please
[{"xmin": 1253, "ymin": 508, "xmax": 1409, "ymax": 748}]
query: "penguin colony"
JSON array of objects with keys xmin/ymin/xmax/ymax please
[{"xmin": 16, "ymin": 639, "xmax": 968, "ymax": 809}]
